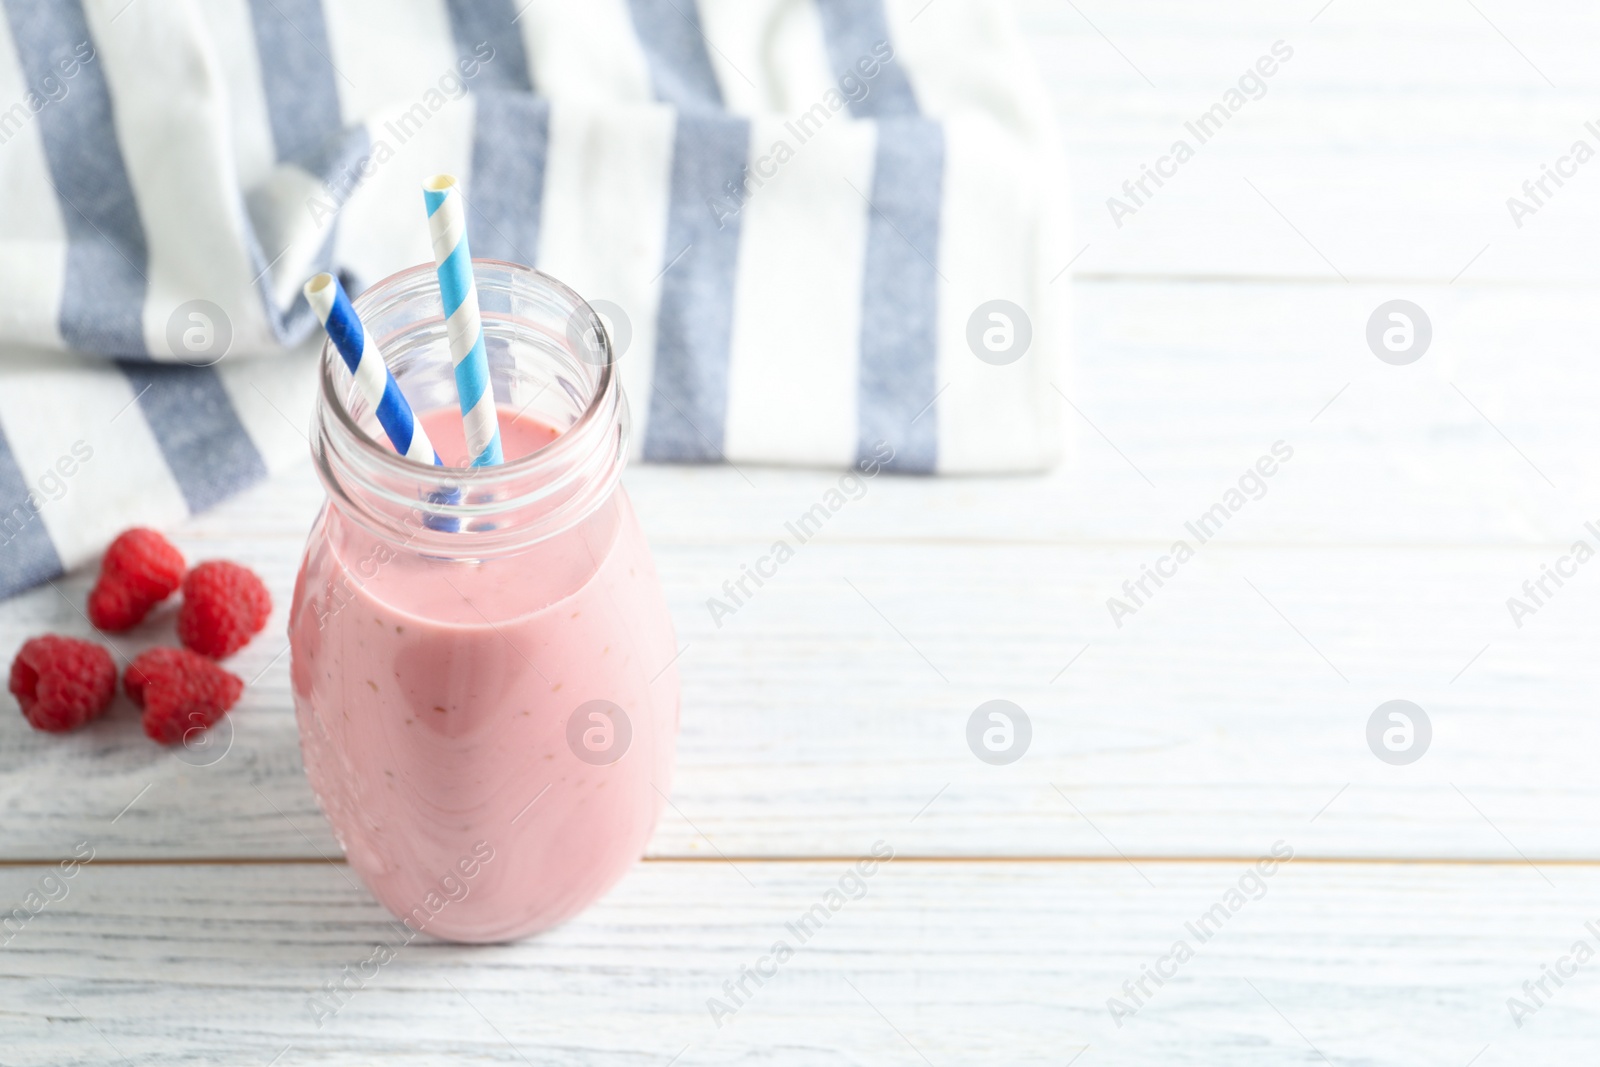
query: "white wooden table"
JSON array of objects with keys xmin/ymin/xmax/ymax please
[{"xmin": 8, "ymin": 3, "xmax": 1600, "ymax": 1062}]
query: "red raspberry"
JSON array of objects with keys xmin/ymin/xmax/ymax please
[
  {"xmin": 124, "ymin": 647, "xmax": 243, "ymax": 745},
  {"xmin": 177, "ymin": 561, "xmax": 272, "ymax": 659},
  {"xmin": 9, "ymin": 635, "xmax": 117, "ymax": 733},
  {"xmin": 88, "ymin": 528, "xmax": 186, "ymax": 631},
  {"xmin": 88, "ymin": 582, "xmax": 146, "ymax": 633}
]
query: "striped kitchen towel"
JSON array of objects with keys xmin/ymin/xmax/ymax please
[{"xmin": 0, "ymin": 0, "xmax": 1066, "ymax": 600}]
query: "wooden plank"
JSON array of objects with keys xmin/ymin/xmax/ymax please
[
  {"xmin": 2, "ymin": 519, "xmax": 1596, "ymax": 860},
  {"xmin": 0, "ymin": 859, "xmax": 1592, "ymax": 1064},
  {"xmin": 1003, "ymin": 0, "xmax": 1600, "ymax": 282}
]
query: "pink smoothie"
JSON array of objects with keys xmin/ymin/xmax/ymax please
[{"xmin": 289, "ymin": 407, "xmax": 680, "ymax": 941}]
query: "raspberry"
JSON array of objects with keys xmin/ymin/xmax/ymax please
[
  {"xmin": 87, "ymin": 528, "xmax": 186, "ymax": 631},
  {"xmin": 88, "ymin": 582, "xmax": 146, "ymax": 632},
  {"xmin": 9, "ymin": 635, "xmax": 117, "ymax": 733},
  {"xmin": 124, "ymin": 647, "xmax": 243, "ymax": 745},
  {"xmin": 177, "ymin": 561, "xmax": 272, "ymax": 659}
]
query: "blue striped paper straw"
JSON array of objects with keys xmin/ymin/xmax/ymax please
[
  {"xmin": 423, "ymin": 174, "xmax": 503, "ymax": 467},
  {"xmin": 304, "ymin": 273, "xmax": 442, "ymax": 466}
]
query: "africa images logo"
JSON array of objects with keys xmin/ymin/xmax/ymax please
[{"xmin": 1105, "ymin": 41, "xmax": 1294, "ymax": 228}]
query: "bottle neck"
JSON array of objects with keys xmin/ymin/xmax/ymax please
[{"xmin": 310, "ymin": 261, "xmax": 628, "ymax": 558}]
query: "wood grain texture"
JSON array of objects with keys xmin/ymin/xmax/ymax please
[
  {"xmin": 1, "ymin": 523, "xmax": 1595, "ymax": 861},
  {"xmin": 2, "ymin": 859, "xmax": 1594, "ymax": 1065},
  {"xmin": 1010, "ymin": 0, "xmax": 1600, "ymax": 282}
]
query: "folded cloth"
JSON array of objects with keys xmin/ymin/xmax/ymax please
[{"xmin": 0, "ymin": 0, "xmax": 1067, "ymax": 600}]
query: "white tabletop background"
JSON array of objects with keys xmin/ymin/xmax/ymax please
[{"xmin": 6, "ymin": 1, "xmax": 1600, "ymax": 1063}]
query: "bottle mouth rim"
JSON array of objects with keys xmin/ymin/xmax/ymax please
[
  {"xmin": 317, "ymin": 258, "xmax": 617, "ymax": 485},
  {"xmin": 312, "ymin": 259, "xmax": 627, "ymax": 552}
]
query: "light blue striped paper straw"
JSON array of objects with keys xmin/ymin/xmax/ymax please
[
  {"xmin": 423, "ymin": 174, "xmax": 503, "ymax": 467},
  {"xmin": 304, "ymin": 273, "xmax": 442, "ymax": 466}
]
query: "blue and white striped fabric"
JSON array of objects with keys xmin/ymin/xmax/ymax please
[{"xmin": 0, "ymin": 0, "xmax": 1066, "ymax": 600}]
